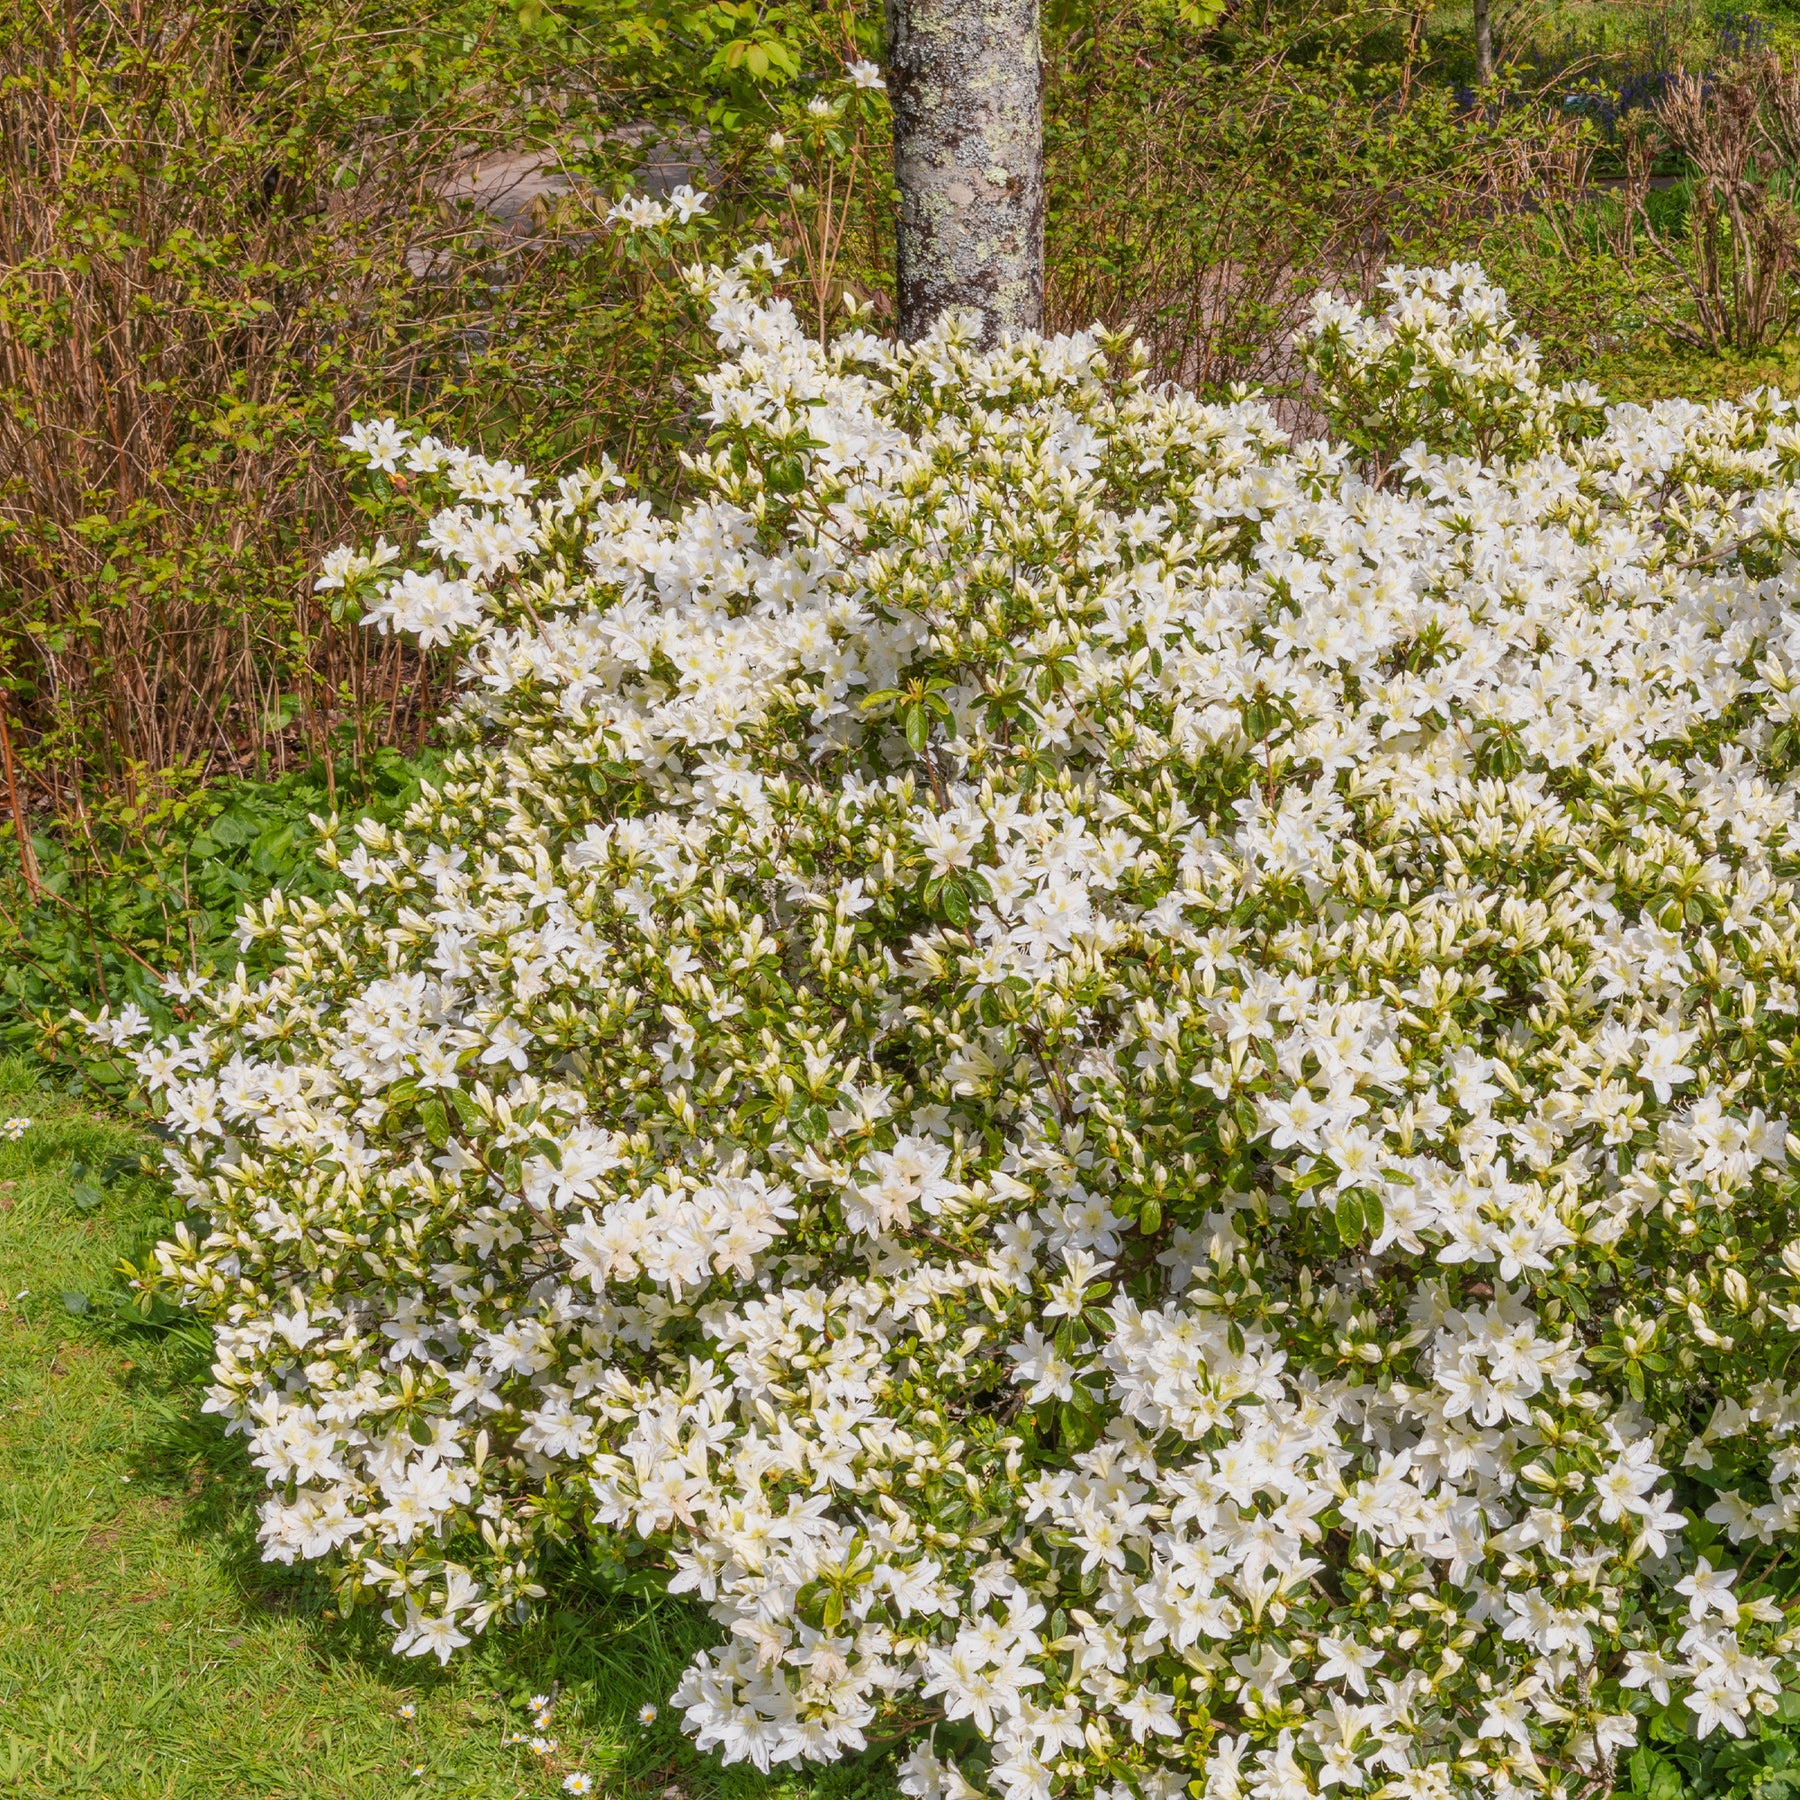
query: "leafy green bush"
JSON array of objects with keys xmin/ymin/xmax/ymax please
[
  {"xmin": 98, "ymin": 255, "xmax": 1800, "ymax": 1800},
  {"xmin": 1042, "ymin": 5, "xmax": 1593, "ymax": 397},
  {"xmin": 0, "ymin": 0, "xmax": 890, "ymax": 802}
]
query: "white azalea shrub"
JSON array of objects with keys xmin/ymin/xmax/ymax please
[{"xmin": 103, "ymin": 256, "xmax": 1800, "ymax": 1800}]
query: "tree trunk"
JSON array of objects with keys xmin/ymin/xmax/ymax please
[
  {"xmin": 1473, "ymin": 0, "xmax": 1494, "ymax": 85},
  {"xmin": 887, "ymin": 0, "xmax": 1043, "ymax": 346}
]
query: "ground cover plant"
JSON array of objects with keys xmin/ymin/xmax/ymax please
[
  {"xmin": 82, "ymin": 249, "xmax": 1800, "ymax": 1800},
  {"xmin": 0, "ymin": 753, "xmax": 442, "ymax": 1085}
]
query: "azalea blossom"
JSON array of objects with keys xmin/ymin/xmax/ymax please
[{"xmin": 114, "ymin": 257, "xmax": 1800, "ymax": 1800}]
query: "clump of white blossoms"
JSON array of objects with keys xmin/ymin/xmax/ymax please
[{"xmin": 97, "ymin": 252, "xmax": 1800, "ymax": 1800}]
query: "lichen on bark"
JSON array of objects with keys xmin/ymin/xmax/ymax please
[{"xmin": 887, "ymin": 0, "xmax": 1044, "ymax": 347}]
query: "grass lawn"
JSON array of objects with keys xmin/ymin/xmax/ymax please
[{"xmin": 0, "ymin": 1068, "xmax": 897, "ymax": 1800}]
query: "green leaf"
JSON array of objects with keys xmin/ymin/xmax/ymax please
[
  {"xmin": 1059, "ymin": 1399, "xmax": 1101, "ymax": 1452},
  {"xmin": 419, "ymin": 1095, "xmax": 449, "ymax": 1149},
  {"xmin": 767, "ymin": 453, "xmax": 807, "ymax": 493},
  {"xmin": 1335, "ymin": 1192, "xmax": 1364, "ymax": 1240},
  {"xmin": 62, "ymin": 1292, "xmax": 89, "ymax": 1316},
  {"xmin": 209, "ymin": 808, "xmax": 259, "ymax": 848},
  {"xmin": 905, "ymin": 705, "xmax": 930, "ymax": 753}
]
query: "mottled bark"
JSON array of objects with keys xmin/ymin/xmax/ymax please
[
  {"xmin": 1473, "ymin": 0, "xmax": 1493, "ymax": 85},
  {"xmin": 887, "ymin": 0, "xmax": 1043, "ymax": 346}
]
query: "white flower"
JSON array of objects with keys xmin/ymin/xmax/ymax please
[
  {"xmin": 1676, "ymin": 1557, "xmax": 1739, "ymax": 1623},
  {"xmin": 1314, "ymin": 1635, "xmax": 1382, "ymax": 1697},
  {"xmin": 480, "ymin": 1017, "xmax": 533, "ymax": 1071},
  {"xmin": 315, "ymin": 536, "xmax": 401, "ymax": 592},
  {"xmin": 1638, "ymin": 1025, "xmax": 1700, "ymax": 1104},
  {"xmin": 137, "ymin": 257, "xmax": 1800, "ymax": 1800},
  {"xmin": 392, "ymin": 1604, "xmax": 470, "ymax": 1664},
  {"xmin": 340, "ymin": 417, "xmax": 408, "ymax": 471},
  {"xmin": 1688, "ymin": 1671, "xmax": 1750, "ymax": 1738},
  {"xmin": 846, "ymin": 59, "xmax": 885, "ymax": 89},
  {"xmin": 608, "ymin": 192, "xmax": 669, "ymax": 230},
  {"xmin": 363, "ymin": 569, "xmax": 485, "ymax": 647},
  {"xmin": 1622, "ymin": 1649, "xmax": 1681, "ymax": 1705}
]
